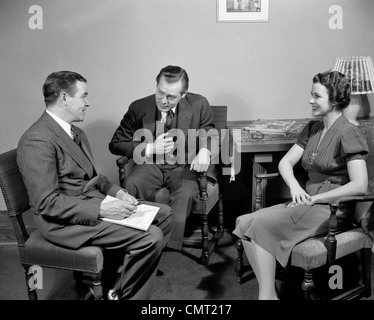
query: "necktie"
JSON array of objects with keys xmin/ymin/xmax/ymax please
[
  {"xmin": 71, "ymin": 126, "xmax": 81, "ymax": 147},
  {"xmin": 164, "ymin": 110, "xmax": 174, "ymax": 131}
]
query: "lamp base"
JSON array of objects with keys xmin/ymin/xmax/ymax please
[{"xmin": 343, "ymin": 95, "xmax": 362, "ymax": 126}]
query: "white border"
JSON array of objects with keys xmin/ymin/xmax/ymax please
[{"xmin": 217, "ymin": 0, "xmax": 270, "ymax": 23}]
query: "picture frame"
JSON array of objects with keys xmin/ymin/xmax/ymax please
[{"xmin": 217, "ymin": 0, "xmax": 270, "ymax": 23}]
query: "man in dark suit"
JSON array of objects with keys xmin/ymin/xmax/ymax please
[
  {"xmin": 109, "ymin": 65, "xmax": 219, "ymax": 250},
  {"xmin": 17, "ymin": 71, "xmax": 173, "ymax": 300}
]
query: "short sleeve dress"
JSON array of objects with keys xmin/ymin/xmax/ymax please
[{"xmin": 233, "ymin": 115, "xmax": 369, "ymax": 267}]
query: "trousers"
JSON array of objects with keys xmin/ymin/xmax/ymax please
[
  {"xmin": 86, "ymin": 201, "xmax": 173, "ymax": 299},
  {"xmin": 125, "ymin": 163, "xmax": 200, "ymax": 251}
]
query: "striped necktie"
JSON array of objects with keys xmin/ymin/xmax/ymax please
[
  {"xmin": 164, "ymin": 110, "xmax": 174, "ymax": 131},
  {"xmin": 71, "ymin": 126, "xmax": 81, "ymax": 147}
]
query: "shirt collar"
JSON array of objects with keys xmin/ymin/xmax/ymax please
[
  {"xmin": 46, "ymin": 109, "xmax": 73, "ymax": 138},
  {"xmin": 161, "ymin": 107, "xmax": 177, "ymax": 118}
]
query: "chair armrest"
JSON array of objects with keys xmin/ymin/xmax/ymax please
[
  {"xmin": 325, "ymin": 194, "xmax": 374, "ymax": 265},
  {"xmin": 197, "ymin": 161, "xmax": 221, "ymax": 201},
  {"xmin": 255, "ymin": 172, "xmax": 280, "ymax": 180},
  {"xmin": 198, "ymin": 172, "xmax": 208, "ymax": 200},
  {"xmin": 116, "ymin": 156, "xmax": 130, "ymax": 188},
  {"xmin": 329, "ymin": 194, "xmax": 374, "ymax": 206}
]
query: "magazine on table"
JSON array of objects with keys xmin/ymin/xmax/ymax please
[
  {"xmin": 244, "ymin": 119, "xmax": 296, "ymax": 134},
  {"xmin": 100, "ymin": 195, "xmax": 159, "ymax": 231}
]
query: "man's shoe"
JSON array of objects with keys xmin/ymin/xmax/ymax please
[{"xmin": 107, "ymin": 289, "xmax": 120, "ymax": 300}]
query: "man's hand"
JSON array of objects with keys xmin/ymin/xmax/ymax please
[
  {"xmin": 99, "ymin": 199, "xmax": 137, "ymax": 220},
  {"xmin": 190, "ymin": 148, "xmax": 211, "ymax": 172},
  {"xmin": 151, "ymin": 133, "xmax": 174, "ymax": 155},
  {"xmin": 99, "ymin": 190, "xmax": 138, "ymax": 220},
  {"xmin": 116, "ymin": 189, "xmax": 138, "ymax": 205}
]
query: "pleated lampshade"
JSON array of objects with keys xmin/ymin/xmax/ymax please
[
  {"xmin": 331, "ymin": 56, "xmax": 374, "ymax": 125},
  {"xmin": 331, "ymin": 56, "xmax": 374, "ymax": 94}
]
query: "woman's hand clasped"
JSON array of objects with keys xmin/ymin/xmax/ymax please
[{"xmin": 287, "ymin": 185, "xmax": 313, "ymax": 207}]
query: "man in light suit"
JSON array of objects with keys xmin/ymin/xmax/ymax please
[
  {"xmin": 109, "ymin": 65, "xmax": 219, "ymax": 251},
  {"xmin": 17, "ymin": 71, "xmax": 174, "ymax": 300}
]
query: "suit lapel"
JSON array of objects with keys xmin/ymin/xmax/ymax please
[
  {"xmin": 71, "ymin": 124, "xmax": 99, "ymax": 173},
  {"xmin": 142, "ymin": 100, "xmax": 158, "ymax": 136},
  {"xmin": 140, "ymin": 96, "xmax": 192, "ymax": 138},
  {"xmin": 141, "ymin": 98, "xmax": 160, "ymax": 140},
  {"xmin": 41, "ymin": 112, "xmax": 95, "ymax": 176},
  {"xmin": 80, "ymin": 136, "xmax": 100, "ymax": 174},
  {"xmin": 175, "ymin": 98, "xmax": 192, "ymax": 136}
]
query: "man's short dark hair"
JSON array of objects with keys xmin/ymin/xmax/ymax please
[
  {"xmin": 42, "ymin": 71, "xmax": 87, "ymax": 106},
  {"xmin": 156, "ymin": 65, "xmax": 189, "ymax": 94}
]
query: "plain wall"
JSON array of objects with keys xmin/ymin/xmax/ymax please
[{"xmin": 1, "ymin": 0, "xmax": 374, "ymax": 209}]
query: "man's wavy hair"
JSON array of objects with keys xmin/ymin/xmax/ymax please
[
  {"xmin": 156, "ymin": 65, "xmax": 189, "ymax": 94},
  {"xmin": 43, "ymin": 71, "xmax": 87, "ymax": 106},
  {"xmin": 313, "ymin": 70, "xmax": 351, "ymax": 110}
]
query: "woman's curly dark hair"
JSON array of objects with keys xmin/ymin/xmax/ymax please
[{"xmin": 313, "ymin": 71, "xmax": 351, "ymax": 110}]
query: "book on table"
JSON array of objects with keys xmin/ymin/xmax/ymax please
[
  {"xmin": 244, "ymin": 119, "xmax": 296, "ymax": 134},
  {"xmin": 100, "ymin": 195, "xmax": 159, "ymax": 231}
]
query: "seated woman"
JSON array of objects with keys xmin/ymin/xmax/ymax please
[{"xmin": 233, "ymin": 71, "xmax": 369, "ymax": 300}]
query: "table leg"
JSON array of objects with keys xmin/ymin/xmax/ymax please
[{"xmin": 251, "ymin": 154, "xmax": 273, "ymax": 212}]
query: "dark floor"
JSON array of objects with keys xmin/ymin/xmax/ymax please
[
  {"xmin": 1, "ymin": 210, "xmax": 374, "ymax": 301},
  {"xmin": 0, "ymin": 229, "xmax": 260, "ymax": 300}
]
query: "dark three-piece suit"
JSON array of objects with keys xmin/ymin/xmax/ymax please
[{"xmin": 109, "ymin": 92, "xmax": 219, "ymax": 250}]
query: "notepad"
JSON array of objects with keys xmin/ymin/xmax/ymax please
[{"xmin": 100, "ymin": 195, "xmax": 159, "ymax": 231}]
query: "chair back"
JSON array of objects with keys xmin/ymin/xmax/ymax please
[
  {"xmin": 354, "ymin": 121, "xmax": 374, "ymax": 232},
  {"xmin": 0, "ymin": 149, "xmax": 31, "ymax": 245},
  {"xmin": 211, "ymin": 105, "xmax": 230, "ymax": 167},
  {"xmin": 361, "ymin": 123, "xmax": 374, "ymax": 193},
  {"xmin": 211, "ymin": 105, "xmax": 227, "ymax": 132}
]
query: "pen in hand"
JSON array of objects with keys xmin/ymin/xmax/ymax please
[{"xmin": 131, "ymin": 200, "xmax": 139, "ymax": 214}]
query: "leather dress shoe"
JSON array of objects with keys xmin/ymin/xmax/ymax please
[{"xmin": 107, "ymin": 289, "xmax": 120, "ymax": 300}]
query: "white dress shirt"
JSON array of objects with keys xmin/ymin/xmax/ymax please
[{"xmin": 46, "ymin": 109, "xmax": 74, "ymax": 139}]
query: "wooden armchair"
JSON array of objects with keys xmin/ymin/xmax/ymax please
[
  {"xmin": 116, "ymin": 106, "xmax": 228, "ymax": 265},
  {"xmin": 235, "ymin": 121, "xmax": 374, "ymax": 300},
  {"xmin": 0, "ymin": 149, "xmax": 104, "ymax": 300}
]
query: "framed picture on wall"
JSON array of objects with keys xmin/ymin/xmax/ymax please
[{"xmin": 217, "ymin": 0, "xmax": 270, "ymax": 22}]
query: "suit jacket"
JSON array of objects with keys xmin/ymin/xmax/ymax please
[
  {"xmin": 109, "ymin": 92, "xmax": 219, "ymax": 179},
  {"xmin": 17, "ymin": 111, "xmax": 122, "ymax": 249}
]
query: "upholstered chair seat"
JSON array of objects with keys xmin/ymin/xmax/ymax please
[{"xmin": 0, "ymin": 149, "xmax": 104, "ymax": 300}]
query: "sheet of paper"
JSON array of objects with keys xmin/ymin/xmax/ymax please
[{"xmin": 100, "ymin": 195, "xmax": 159, "ymax": 231}]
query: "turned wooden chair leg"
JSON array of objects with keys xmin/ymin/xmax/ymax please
[
  {"xmin": 362, "ymin": 248, "xmax": 372, "ymax": 298},
  {"xmin": 235, "ymin": 238, "xmax": 244, "ymax": 284},
  {"xmin": 301, "ymin": 269, "xmax": 315, "ymax": 300},
  {"xmin": 75, "ymin": 271, "xmax": 103, "ymax": 300},
  {"xmin": 91, "ymin": 279, "xmax": 103, "ymax": 300},
  {"xmin": 200, "ymin": 214, "xmax": 209, "ymax": 266},
  {"xmin": 24, "ymin": 265, "xmax": 38, "ymax": 300},
  {"xmin": 217, "ymin": 198, "xmax": 224, "ymax": 238}
]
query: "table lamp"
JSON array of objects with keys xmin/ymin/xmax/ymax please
[{"xmin": 331, "ymin": 56, "xmax": 374, "ymax": 125}]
